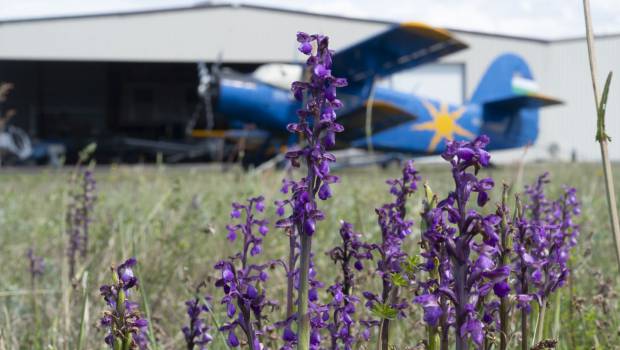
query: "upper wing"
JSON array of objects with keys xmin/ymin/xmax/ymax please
[
  {"xmin": 332, "ymin": 22, "xmax": 467, "ymax": 118},
  {"xmin": 332, "ymin": 22, "xmax": 467, "ymax": 87}
]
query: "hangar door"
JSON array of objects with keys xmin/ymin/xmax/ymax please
[{"xmin": 378, "ymin": 63, "xmax": 465, "ymax": 105}]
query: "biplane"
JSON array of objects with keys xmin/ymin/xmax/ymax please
[{"xmin": 190, "ymin": 22, "xmax": 561, "ymax": 164}]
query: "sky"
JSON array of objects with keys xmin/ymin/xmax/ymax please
[{"xmin": 0, "ymin": 0, "xmax": 618, "ymax": 40}]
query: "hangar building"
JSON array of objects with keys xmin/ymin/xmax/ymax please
[{"xmin": 0, "ymin": 2, "xmax": 618, "ymax": 161}]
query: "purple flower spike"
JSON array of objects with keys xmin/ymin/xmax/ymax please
[
  {"xmin": 66, "ymin": 168, "xmax": 97, "ymax": 278},
  {"xmin": 278, "ymin": 37, "xmax": 348, "ymax": 342},
  {"xmin": 100, "ymin": 258, "xmax": 149, "ymax": 349},
  {"xmin": 26, "ymin": 248, "xmax": 45, "ymax": 283},
  {"xmin": 214, "ymin": 196, "xmax": 276, "ymax": 350},
  {"xmin": 514, "ymin": 174, "xmax": 581, "ymax": 310},
  {"xmin": 278, "ymin": 31, "xmax": 347, "ymax": 241},
  {"xmin": 326, "ymin": 221, "xmax": 373, "ymax": 349},
  {"xmin": 418, "ymin": 136, "xmax": 501, "ymax": 349},
  {"xmin": 364, "ymin": 161, "xmax": 420, "ymax": 349},
  {"xmin": 182, "ymin": 296, "xmax": 213, "ymax": 350}
]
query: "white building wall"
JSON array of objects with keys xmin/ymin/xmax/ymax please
[{"xmin": 544, "ymin": 37, "xmax": 620, "ymax": 162}]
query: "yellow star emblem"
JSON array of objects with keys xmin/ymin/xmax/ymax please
[{"xmin": 413, "ymin": 101, "xmax": 474, "ymax": 152}]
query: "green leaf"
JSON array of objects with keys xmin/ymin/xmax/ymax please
[
  {"xmin": 408, "ymin": 255, "xmax": 421, "ymax": 266},
  {"xmin": 78, "ymin": 142, "xmax": 97, "ymax": 163},
  {"xmin": 391, "ymin": 273, "xmax": 408, "ymax": 287},
  {"xmin": 596, "ymin": 71, "xmax": 612, "ymax": 142},
  {"xmin": 402, "ymin": 255, "xmax": 421, "ymax": 275},
  {"xmin": 371, "ymin": 303, "xmax": 398, "ymax": 320}
]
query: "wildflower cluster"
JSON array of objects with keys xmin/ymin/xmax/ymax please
[
  {"xmin": 414, "ymin": 137, "xmax": 581, "ymax": 350},
  {"xmin": 84, "ymin": 32, "xmax": 584, "ymax": 350},
  {"xmin": 99, "ymin": 258, "xmax": 149, "ymax": 350},
  {"xmin": 362, "ymin": 160, "xmax": 420, "ymax": 349},
  {"xmin": 512, "ymin": 174, "xmax": 581, "ymax": 345},
  {"xmin": 521, "ymin": 174, "xmax": 580, "ymax": 303},
  {"xmin": 326, "ymin": 221, "xmax": 372, "ymax": 350},
  {"xmin": 214, "ymin": 196, "xmax": 275, "ymax": 349}
]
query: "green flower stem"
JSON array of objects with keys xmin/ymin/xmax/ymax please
[
  {"xmin": 297, "ymin": 231, "xmax": 312, "ymax": 350},
  {"xmin": 286, "ymin": 233, "xmax": 296, "ymax": 318},
  {"xmin": 499, "ymin": 184, "xmax": 511, "ymax": 350},
  {"xmin": 534, "ymin": 302, "xmax": 546, "ymax": 346},
  {"xmin": 428, "ymin": 326, "xmax": 439, "ymax": 350},
  {"xmin": 376, "ymin": 319, "xmax": 384, "ymax": 350}
]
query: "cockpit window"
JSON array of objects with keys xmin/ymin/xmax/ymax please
[{"xmin": 252, "ymin": 64, "xmax": 303, "ymax": 90}]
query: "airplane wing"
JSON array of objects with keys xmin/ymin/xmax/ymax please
[
  {"xmin": 332, "ymin": 22, "xmax": 467, "ymax": 136},
  {"xmin": 332, "ymin": 22, "xmax": 468, "ymax": 90}
]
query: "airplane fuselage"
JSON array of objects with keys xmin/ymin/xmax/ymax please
[{"xmin": 215, "ymin": 75, "xmax": 539, "ymax": 155}]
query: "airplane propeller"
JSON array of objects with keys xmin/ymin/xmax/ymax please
[{"xmin": 187, "ymin": 55, "xmax": 222, "ymax": 134}]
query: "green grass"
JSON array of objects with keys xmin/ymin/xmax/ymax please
[{"xmin": 0, "ymin": 162, "xmax": 619, "ymax": 349}]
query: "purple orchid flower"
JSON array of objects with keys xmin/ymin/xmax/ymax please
[
  {"xmin": 99, "ymin": 258, "xmax": 149, "ymax": 349},
  {"xmin": 214, "ymin": 196, "xmax": 276, "ymax": 350},
  {"xmin": 182, "ymin": 296, "xmax": 213, "ymax": 350}
]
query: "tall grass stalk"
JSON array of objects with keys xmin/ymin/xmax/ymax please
[
  {"xmin": 201, "ymin": 296, "xmax": 232, "ymax": 350},
  {"xmin": 132, "ymin": 230, "xmax": 159, "ymax": 350},
  {"xmin": 582, "ymin": 0, "xmax": 620, "ymax": 272},
  {"xmin": 533, "ymin": 303, "xmax": 546, "ymax": 345},
  {"xmin": 76, "ymin": 272, "xmax": 89, "ymax": 350},
  {"xmin": 135, "ymin": 266, "xmax": 159, "ymax": 350},
  {"xmin": 60, "ymin": 182, "xmax": 72, "ymax": 350},
  {"xmin": 552, "ymin": 290, "xmax": 562, "ymax": 340},
  {"xmin": 3, "ymin": 305, "xmax": 13, "ymax": 349}
]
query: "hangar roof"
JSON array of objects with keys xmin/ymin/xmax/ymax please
[{"xmin": 0, "ymin": 2, "xmax": 608, "ymax": 63}]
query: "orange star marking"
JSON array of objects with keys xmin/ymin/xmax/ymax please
[{"xmin": 413, "ymin": 101, "xmax": 474, "ymax": 152}]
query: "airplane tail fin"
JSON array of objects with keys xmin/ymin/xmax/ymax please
[{"xmin": 471, "ymin": 53, "xmax": 561, "ymax": 149}]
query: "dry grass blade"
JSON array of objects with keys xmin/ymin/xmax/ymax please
[{"xmin": 582, "ymin": 0, "xmax": 620, "ymax": 273}]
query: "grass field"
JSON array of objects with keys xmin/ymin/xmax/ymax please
[{"xmin": 0, "ymin": 161, "xmax": 619, "ymax": 349}]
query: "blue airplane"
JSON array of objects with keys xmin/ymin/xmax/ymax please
[{"xmin": 192, "ymin": 22, "xmax": 561, "ymax": 160}]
